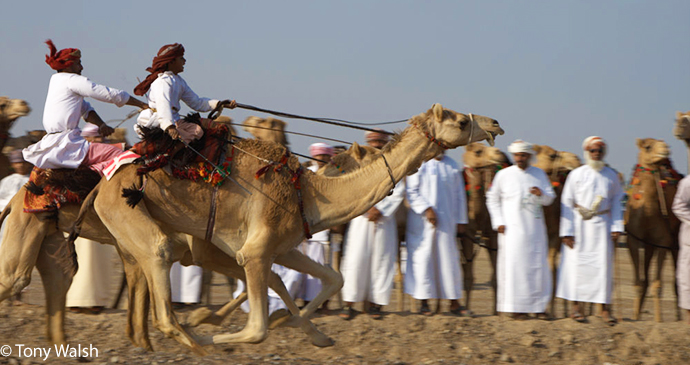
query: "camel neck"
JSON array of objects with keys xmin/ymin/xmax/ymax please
[{"xmin": 306, "ymin": 127, "xmax": 441, "ymax": 231}]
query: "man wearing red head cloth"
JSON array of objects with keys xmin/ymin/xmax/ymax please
[
  {"xmin": 557, "ymin": 136, "xmax": 624, "ymax": 324},
  {"xmin": 134, "ymin": 43, "xmax": 236, "ymax": 143},
  {"xmin": 23, "ymin": 40, "xmax": 148, "ymax": 172}
]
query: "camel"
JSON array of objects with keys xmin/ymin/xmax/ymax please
[
  {"xmin": 0, "ymin": 97, "xmax": 32, "ymax": 179},
  {"xmin": 81, "ymin": 104, "xmax": 493, "ymax": 352},
  {"xmin": 459, "ymin": 142, "xmax": 511, "ymax": 313},
  {"xmin": 242, "ymin": 116, "xmax": 289, "ymax": 146},
  {"xmin": 0, "ymin": 137, "xmax": 399, "ymax": 353},
  {"xmin": 531, "ymin": 145, "xmax": 582, "ymax": 316},
  {"xmin": 673, "ymin": 111, "xmax": 690, "ymax": 173},
  {"xmin": 625, "ymin": 138, "xmax": 682, "ymax": 322}
]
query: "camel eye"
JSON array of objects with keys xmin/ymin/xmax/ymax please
[
  {"xmin": 645, "ymin": 146, "xmax": 651, "ymax": 151},
  {"xmin": 459, "ymin": 120, "xmax": 468, "ymax": 128},
  {"xmin": 549, "ymin": 154, "xmax": 557, "ymax": 160},
  {"xmin": 475, "ymin": 150, "xmax": 482, "ymax": 156}
]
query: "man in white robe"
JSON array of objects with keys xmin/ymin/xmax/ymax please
[
  {"xmin": 671, "ymin": 174, "xmax": 690, "ymax": 325},
  {"xmin": 23, "ymin": 40, "xmax": 148, "ymax": 173},
  {"xmin": 340, "ymin": 131, "xmax": 404, "ymax": 320},
  {"xmin": 486, "ymin": 140, "xmax": 556, "ymax": 319},
  {"xmin": 405, "ymin": 151, "xmax": 468, "ymax": 316},
  {"xmin": 557, "ymin": 136, "xmax": 623, "ymax": 323}
]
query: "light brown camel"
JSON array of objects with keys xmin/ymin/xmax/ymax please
[
  {"xmin": 0, "ymin": 141, "xmax": 377, "ymax": 354},
  {"xmin": 85, "ymin": 104, "xmax": 492, "ymax": 352},
  {"xmin": 459, "ymin": 142, "xmax": 511, "ymax": 314},
  {"xmin": 0, "ymin": 97, "xmax": 32, "ymax": 179},
  {"xmin": 532, "ymin": 145, "xmax": 581, "ymax": 316},
  {"xmin": 625, "ymin": 138, "xmax": 681, "ymax": 322},
  {"xmin": 242, "ymin": 116, "xmax": 289, "ymax": 146},
  {"xmin": 673, "ymin": 111, "xmax": 690, "ymax": 173}
]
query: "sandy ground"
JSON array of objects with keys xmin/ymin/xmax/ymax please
[{"xmin": 0, "ymin": 247, "xmax": 688, "ymax": 365}]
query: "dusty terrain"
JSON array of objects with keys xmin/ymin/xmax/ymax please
[{"xmin": 0, "ymin": 247, "xmax": 688, "ymax": 365}]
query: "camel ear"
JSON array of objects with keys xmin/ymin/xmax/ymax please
[
  {"xmin": 636, "ymin": 138, "xmax": 644, "ymax": 148},
  {"xmin": 432, "ymin": 103, "xmax": 444, "ymax": 122},
  {"xmin": 271, "ymin": 119, "xmax": 286, "ymax": 130},
  {"xmin": 677, "ymin": 111, "xmax": 683, "ymax": 119},
  {"xmin": 465, "ymin": 143, "xmax": 476, "ymax": 151},
  {"xmin": 350, "ymin": 141, "xmax": 363, "ymax": 160},
  {"xmin": 532, "ymin": 145, "xmax": 542, "ymax": 154}
]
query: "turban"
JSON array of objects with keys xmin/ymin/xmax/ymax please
[
  {"xmin": 365, "ymin": 129, "xmax": 389, "ymax": 143},
  {"xmin": 8, "ymin": 150, "xmax": 25, "ymax": 163},
  {"xmin": 134, "ymin": 43, "xmax": 185, "ymax": 96},
  {"xmin": 45, "ymin": 39, "xmax": 81, "ymax": 71},
  {"xmin": 507, "ymin": 139, "xmax": 534, "ymax": 154},
  {"xmin": 309, "ymin": 142, "xmax": 334, "ymax": 158},
  {"xmin": 582, "ymin": 136, "xmax": 606, "ymax": 151},
  {"xmin": 81, "ymin": 123, "xmax": 100, "ymax": 137}
]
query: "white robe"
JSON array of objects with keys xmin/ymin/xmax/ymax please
[
  {"xmin": 672, "ymin": 176, "xmax": 690, "ymax": 310},
  {"xmin": 486, "ymin": 165, "xmax": 555, "ymax": 313},
  {"xmin": 0, "ymin": 173, "xmax": 30, "ymax": 243},
  {"xmin": 23, "ymin": 73, "xmax": 130, "ymax": 169},
  {"xmin": 66, "ymin": 238, "xmax": 118, "ymax": 307},
  {"xmin": 136, "ymin": 71, "xmax": 218, "ymax": 134},
  {"xmin": 341, "ymin": 181, "xmax": 404, "ymax": 306},
  {"xmin": 556, "ymin": 165, "xmax": 624, "ymax": 304},
  {"xmin": 170, "ymin": 262, "xmax": 203, "ymax": 304},
  {"xmin": 404, "ymin": 156, "xmax": 467, "ymax": 300}
]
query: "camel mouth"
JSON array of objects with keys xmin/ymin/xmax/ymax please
[{"xmin": 485, "ymin": 131, "xmax": 496, "ymax": 147}]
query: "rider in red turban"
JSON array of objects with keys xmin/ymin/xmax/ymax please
[{"xmin": 133, "ymin": 43, "xmax": 186, "ymax": 96}]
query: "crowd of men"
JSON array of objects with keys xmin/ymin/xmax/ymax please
[{"xmin": 0, "ymin": 39, "xmax": 689, "ymax": 325}]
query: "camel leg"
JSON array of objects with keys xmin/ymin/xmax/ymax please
[
  {"xmin": 627, "ymin": 238, "xmax": 643, "ymax": 320},
  {"xmin": 119, "ymin": 254, "xmax": 153, "ymax": 351},
  {"xmin": 459, "ymin": 236, "xmax": 474, "ymax": 311},
  {"xmin": 95, "ymin": 202, "xmax": 206, "ymax": 355},
  {"xmin": 652, "ymin": 248, "xmax": 667, "ymax": 323},
  {"xmin": 547, "ymin": 244, "xmax": 559, "ymax": 317},
  {"xmin": 206, "ymin": 240, "xmax": 273, "ymax": 345},
  {"xmin": 35, "ymin": 232, "xmax": 73, "ymax": 346},
  {"xmin": 488, "ymin": 233, "xmax": 499, "ymax": 315},
  {"xmin": 636, "ymin": 245, "xmax": 655, "ymax": 321}
]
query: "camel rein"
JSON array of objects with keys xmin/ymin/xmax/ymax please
[{"xmin": 209, "ymin": 103, "xmax": 398, "ymax": 135}]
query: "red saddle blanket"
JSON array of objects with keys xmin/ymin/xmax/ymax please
[{"xmin": 23, "ymin": 167, "xmax": 100, "ymax": 213}]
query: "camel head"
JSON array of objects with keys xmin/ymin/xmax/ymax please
[
  {"xmin": 411, "ymin": 103, "xmax": 491, "ymax": 149},
  {"xmin": 0, "ymin": 97, "xmax": 31, "ymax": 135},
  {"xmin": 242, "ymin": 116, "xmax": 289, "ymax": 146},
  {"xmin": 463, "ymin": 143, "xmax": 510, "ymax": 168},
  {"xmin": 673, "ymin": 111, "xmax": 690, "ymax": 142},
  {"xmin": 470, "ymin": 115, "xmax": 505, "ymax": 147},
  {"xmin": 636, "ymin": 138, "xmax": 671, "ymax": 167},
  {"xmin": 317, "ymin": 142, "xmax": 381, "ymax": 177},
  {"xmin": 532, "ymin": 145, "xmax": 582, "ymax": 173}
]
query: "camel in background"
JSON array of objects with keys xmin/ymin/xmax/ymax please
[
  {"xmin": 673, "ymin": 111, "xmax": 690, "ymax": 174},
  {"xmin": 460, "ymin": 142, "xmax": 510, "ymax": 313},
  {"xmin": 532, "ymin": 145, "xmax": 582, "ymax": 317},
  {"xmin": 626, "ymin": 138, "xmax": 681, "ymax": 322},
  {"xmin": 0, "ymin": 97, "xmax": 32, "ymax": 179}
]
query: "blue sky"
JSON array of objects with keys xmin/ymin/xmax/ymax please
[{"xmin": 2, "ymin": 1, "xmax": 689, "ymax": 177}]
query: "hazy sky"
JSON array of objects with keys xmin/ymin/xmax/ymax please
[{"xmin": 2, "ymin": 1, "xmax": 689, "ymax": 178}]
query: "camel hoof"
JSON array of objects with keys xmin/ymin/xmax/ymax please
[
  {"xmin": 195, "ymin": 335, "xmax": 215, "ymax": 346},
  {"xmin": 185, "ymin": 307, "xmax": 215, "ymax": 327},
  {"xmin": 312, "ymin": 334, "xmax": 335, "ymax": 348},
  {"xmin": 268, "ymin": 309, "xmax": 291, "ymax": 329}
]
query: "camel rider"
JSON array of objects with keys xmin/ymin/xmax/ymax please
[
  {"xmin": 23, "ymin": 40, "xmax": 149, "ymax": 174},
  {"xmin": 133, "ymin": 43, "xmax": 237, "ymax": 144}
]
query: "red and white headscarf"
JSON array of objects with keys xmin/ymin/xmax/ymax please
[
  {"xmin": 582, "ymin": 136, "xmax": 606, "ymax": 154},
  {"xmin": 309, "ymin": 142, "xmax": 334, "ymax": 157},
  {"xmin": 134, "ymin": 43, "xmax": 185, "ymax": 96},
  {"xmin": 364, "ymin": 129, "xmax": 389, "ymax": 143},
  {"xmin": 44, "ymin": 40, "xmax": 81, "ymax": 71}
]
